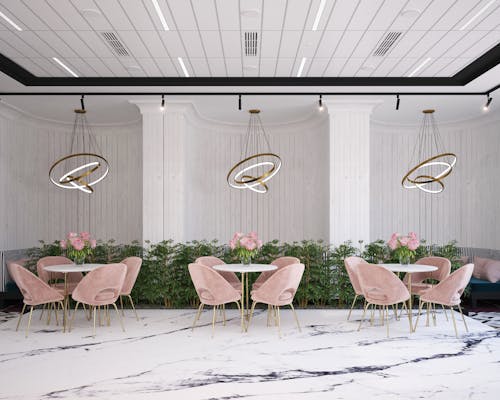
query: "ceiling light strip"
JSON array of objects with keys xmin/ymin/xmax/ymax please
[
  {"xmin": 52, "ymin": 57, "xmax": 79, "ymax": 78},
  {"xmin": 177, "ymin": 57, "xmax": 189, "ymax": 77},
  {"xmin": 0, "ymin": 10, "xmax": 22, "ymax": 31},
  {"xmin": 151, "ymin": 0, "xmax": 169, "ymax": 31},
  {"xmin": 460, "ymin": 0, "xmax": 496, "ymax": 30},
  {"xmin": 297, "ymin": 57, "xmax": 307, "ymax": 77},
  {"xmin": 312, "ymin": 0, "xmax": 326, "ymax": 31},
  {"xmin": 407, "ymin": 57, "xmax": 431, "ymax": 77}
]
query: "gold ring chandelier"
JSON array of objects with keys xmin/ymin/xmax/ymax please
[
  {"xmin": 49, "ymin": 101, "xmax": 109, "ymax": 194},
  {"xmin": 227, "ymin": 109, "xmax": 281, "ymax": 194},
  {"xmin": 402, "ymin": 109, "xmax": 456, "ymax": 194}
]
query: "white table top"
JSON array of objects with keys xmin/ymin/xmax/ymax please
[
  {"xmin": 379, "ymin": 263, "xmax": 438, "ymax": 273},
  {"xmin": 43, "ymin": 263, "xmax": 105, "ymax": 273},
  {"xmin": 213, "ymin": 263, "xmax": 277, "ymax": 273}
]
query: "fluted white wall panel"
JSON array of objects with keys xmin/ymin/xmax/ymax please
[
  {"xmin": 185, "ymin": 112, "xmax": 330, "ymax": 243},
  {"xmin": 0, "ymin": 105, "xmax": 142, "ymax": 250},
  {"xmin": 370, "ymin": 116, "xmax": 500, "ymax": 248}
]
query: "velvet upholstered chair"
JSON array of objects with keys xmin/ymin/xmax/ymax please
[
  {"xmin": 8, "ymin": 263, "xmax": 65, "ymax": 337},
  {"xmin": 119, "ymin": 257, "xmax": 142, "ymax": 321},
  {"xmin": 188, "ymin": 263, "xmax": 241, "ymax": 337},
  {"xmin": 70, "ymin": 263, "xmax": 127, "ymax": 337},
  {"xmin": 248, "ymin": 263, "xmax": 304, "ymax": 337},
  {"xmin": 403, "ymin": 256, "xmax": 452, "ymax": 295},
  {"xmin": 195, "ymin": 256, "xmax": 241, "ymax": 291},
  {"xmin": 357, "ymin": 264, "xmax": 411, "ymax": 337},
  {"xmin": 414, "ymin": 264, "xmax": 474, "ymax": 337},
  {"xmin": 344, "ymin": 256, "xmax": 368, "ymax": 320},
  {"xmin": 252, "ymin": 256, "xmax": 300, "ymax": 291}
]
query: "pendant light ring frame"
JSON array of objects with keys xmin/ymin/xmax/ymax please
[
  {"xmin": 49, "ymin": 152, "xmax": 110, "ymax": 193},
  {"xmin": 402, "ymin": 152, "xmax": 456, "ymax": 190},
  {"xmin": 227, "ymin": 152, "xmax": 282, "ymax": 191}
]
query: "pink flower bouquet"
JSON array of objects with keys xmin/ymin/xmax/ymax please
[
  {"xmin": 60, "ymin": 232, "xmax": 97, "ymax": 264},
  {"xmin": 387, "ymin": 232, "xmax": 420, "ymax": 264},
  {"xmin": 230, "ymin": 231, "xmax": 263, "ymax": 265}
]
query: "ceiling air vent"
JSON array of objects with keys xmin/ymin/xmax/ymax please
[
  {"xmin": 100, "ymin": 32, "xmax": 130, "ymax": 57},
  {"xmin": 373, "ymin": 32, "xmax": 402, "ymax": 56},
  {"xmin": 244, "ymin": 32, "xmax": 258, "ymax": 56}
]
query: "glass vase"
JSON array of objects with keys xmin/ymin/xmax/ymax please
[
  {"xmin": 73, "ymin": 255, "xmax": 86, "ymax": 265},
  {"xmin": 398, "ymin": 254, "xmax": 411, "ymax": 265},
  {"xmin": 240, "ymin": 255, "xmax": 252, "ymax": 266}
]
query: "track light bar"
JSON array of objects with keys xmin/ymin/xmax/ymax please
[
  {"xmin": 483, "ymin": 93, "xmax": 492, "ymax": 111},
  {"xmin": 396, "ymin": 94, "xmax": 400, "ymax": 110},
  {"xmin": 160, "ymin": 94, "xmax": 165, "ymax": 110}
]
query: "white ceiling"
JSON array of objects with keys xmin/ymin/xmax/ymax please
[{"xmin": 0, "ymin": 0, "xmax": 499, "ymax": 78}]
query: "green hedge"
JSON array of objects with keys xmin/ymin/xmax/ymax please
[{"xmin": 26, "ymin": 238, "xmax": 462, "ymax": 308}]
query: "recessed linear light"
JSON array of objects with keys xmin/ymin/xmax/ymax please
[
  {"xmin": 460, "ymin": 0, "xmax": 496, "ymax": 30},
  {"xmin": 312, "ymin": 0, "xmax": 326, "ymax": 31},
  {"xmin": 0, "ymin": 10, "xmax": 22, "ymax": 31},
  {"xmin": 177, "ymin": 57, "xmax": 189, "ymax": 77},
  {"xmin": 407, "ymin": 57, "xmax": 431, "ymax": 77},
  {"xmin": 151, "ymin": 0, "xmax": 169, "ymax": 31},
  {"xmin": 52, "ymin": 57, "xmax": 79, "ymax": 78},
  {"xmin": 297, "ymin": 57, "xmax": 307, "ymax": 77}
]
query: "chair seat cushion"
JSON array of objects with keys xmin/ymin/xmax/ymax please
[
  {"xmin": 365, "ymin": 288, "xmax": 388, "ymax": 302},
  {"xmin": 411, "ymin": 283, "xmax": 433, "ymax": 295},
  {"xmin": 95, "ymin": 290, "xmax": 117, "ymax": 301}
]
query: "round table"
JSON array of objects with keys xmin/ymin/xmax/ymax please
[
  {"xmin": 213, "ymin": 263, "xmax": 277, "ymax": 332},
  {"xmin": 43, "ymin": 264, "xmax": 105, "ymax": 330},
  {"xmin": 379, "ymin": 263, "xmax": 438, "ymax": 331}
]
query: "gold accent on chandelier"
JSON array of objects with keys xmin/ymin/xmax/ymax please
[
  {"xmin": 401, "ymin": 109, "xmax": 456, "ymax": 194},
  {"xmin": 227, "ymin": 110, "xmax": 281, "ymax": 194}
]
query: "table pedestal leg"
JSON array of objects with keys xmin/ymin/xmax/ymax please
[
  {"xmin": 63, "ymin": 273, "xmax": 68, "ymax": 332},
  {"xmin": 408, "ymin": 274, "xmax": 413, "ymax": 333},
  {"xmin": 240, "ymin": 272, "xmax": 246, "ymax": 332}
]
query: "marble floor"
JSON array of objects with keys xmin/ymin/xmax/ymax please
[{"xmin": 0, "ymin": 307, "xmax": 499, "ymax": 400}]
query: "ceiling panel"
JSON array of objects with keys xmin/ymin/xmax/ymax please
[
  {"xmin": 56, "ymin": 31, "xmax": 96, "ymax": 58},
  {"xmin": 326, "ymin": 0, "xmax": 360, "ymax": 30},
  {"xmin": 35, "ymin": 31, "xmax": 79, "ymax": 58},
  {"xmin": 315, "ymin": 30, "xmax": 344, "ymax": 58},
  {"xmin": 387, "ymin": 57, "xmax": 420, "ymax": 77},
  {"xmin": 348, "ymin": 0, "xmax": 384, "ymax": 30},
  {"xmin": 45, "ymin": 0, "xmax": 91, "ymax": 30},
  {"xmin": 0, "ymin": 39, "xmax": 23, "ymax": 58},
  {"xmin": 159, "ymin": 31, "xmax": 188, "ymax": 58},
  {"xmin": 262, "ymin": 0, "xmax": 286, "ymax": 30},
  {"xmin": 333, "ymin": 31, "xmax": 364, "ymax": 58},
  {"xmin": 208, "ymin": 58, "xmax": 227, "ymax": 76},
  {"xmin": 259, "ymin": 58, "xmax": 276, "ymax": 76},
  {"xmin": 404, "ymin": 31, "xmax": 448, "ymax": 59},
  {"xmin": 168, "ymin": 0, "xmax": 198, "ymax": 30},
  {"xmin": 307, "ymin": 58, "xmax": 329, "ymax": 76},
  {"xmin": 276, "ymin": 57, "xmax": 294, "ymax": 76},
  {"xmin": 387, "ymin": 31, "xmax": 427, "ymax": 58},
  {"xmin": 369, "ymin": 0, "xmax": 406, "ymax": 30},
  {"xmin": 190, "ymin": 58, "xmax": 210, "ymax": 76},
  {"xmin": 418, "ymin": 57, "xmax": 456, "ymax": 76},
  {"xmin": 225, "ymin": 57, "xmax": 242, "ymax": 76},
  {"xmin": 215, "ymin": 0, "xmax": 240, "ymax": 31},
  {"xmin": 371, "ymin": 57, "xmax": 400, "ymax": 76},
  {"xmin": 12, "ymin": 57, "xmax": 50, "ymax": 76},
  {"xmin": 117, "ymin": 31, "xmax": 150, "ymax": 58},
  {"xmin": 456, "ymin": 1, "xmax": 499, "ymax": 31},
  {"xmin": 180, "ymin": 31, "xmax": 206, "ymax": 58},
  {"xmin": 201, "ymin": 31, "xmax": 225, "ymax": 58},
  {"xmin": 240, "ymin": 0, "xmax": 263, "ymax": 31},
  {"xmin": 84, "ymin": 58, "xmax": 115, "ymax": 76},
  {"xmin": 94, "ymin": 0, "xmax": 134, "ymax": 30},
  {"xmin": 220, "ymin": 31, "xmax": 241, "ymax": 58},
  {"xmin": 283, "ymin": 0, "xmax": 311, "ymax": 30},
  {"xmin": 0, "ymin": 0, "xmax": 47, "ymax": 30},
  {"xmin": 434, "ymin": 58, "xmax": 472, "ymax": 76},
  {"xmin": 0, "ymin": 31, "xmax": 41, "ymax": 57},
  {"xmin": 136, "ymin": 58, "xmax": 162, "ymax": 76},
  {"xmin": 74, "ymin": 31, "xmax": 114, "ymax": 58},
  {"xmin": 156, "ymin": 58, "xmax": 179, "ymax": 77},
  {"xmin": 323, "ymin": 58, "xmax": 348, "ymax": 76},
  {"xmin": 444, "ymin": 31, "xmax": 491, "ymax": 58},
  {"xmin": 278, "ymin": 31, "xmax": 303, "ymax": 57},
  {"xmin": 69, "ymin": 0, "xmax": 112, "ymax": 31},
  {"xmin": 296, "ymin": 31, "xmax": 322, "ymax": 58},
  {"xmin": 350, "ymin": 31, "xmax": 385, "ymax": 58},
  {"xmin": 339, "ymin": 58, "xmax": 365, "ymax": 76},
  {"xmin": 475, "ymin": 5, "xmax": 500, "ymax": 30},
  {"xmin": 260, "ymin": 30, "xmax": 281, "ymax": 57},
  {"xmin": 461, "ymin": 30, "xmax": 500, "ymax": 57},
  {"xmin": 411, "ymin": 0, "xmax": 456, "ymax": 30},
  {"xmin": 33, "ymin": 57, "xmax": 72, "ymax": 76},
  {"xmin": 425, "ymin": 31, "xmax": 468, "ymax": 58},
  {"xmin": 432, "ymin": 0, "xmax": 481, "ymax": 30},
  {"xmin": 191, "ymin": 0, "xmax": 219, "ymax": 30},
  {"xmin": 22, "ymin": 0, "xmax": 70, "ymax": 30},
  {"xmin": 119, "ymin": 0, "xmax": 156, "ymax": 30},
  {"xmin": 65, "ymin": 58, "xmax": 101, "ymax": 77},
  {"xmin": 138, "ymin": 31, "xmax": 171, "ymax": 58},
  {"xmin": 99, "ymin": 57, "xmax": 130, "ymax": 76}
]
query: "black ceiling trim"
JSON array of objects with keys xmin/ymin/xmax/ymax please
[{"xmin": 1, "ymin": 43, "xmax": 499, "ymax": 87}]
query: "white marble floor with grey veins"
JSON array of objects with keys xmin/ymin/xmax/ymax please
[{"xmin": 0, "ymin": 308, "xmax": 499, "ymax": 399}]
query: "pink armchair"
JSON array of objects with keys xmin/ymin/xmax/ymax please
[
  {"xmin": 195, "ymin": 256, "xmax": 241, "ymax": 291},
  {"xmin": 248, "ymin": 263, "xmax": 304, "ymax": 337},
  {"xmin": 252, "ymin": 256, "xmax": 300, "ymax": 291},
  {"xmin": 8, "ymin": 263, "xmax": 65, "ymax": 337},
  {"xmin": 37, "ymin": 256, "xmax": 83, "ymax": 293},
  {"xmin": 188, "ymin": 263, "xmax": 241, "ymax": 337},
  {"xmin": 70, "ymin": 263, "xmax": 127, "ymax": 337},
  {"xmin": 344, "ymin": 256, "xmax": 368, "ymax": 320},
  {"xmin": 403, "ymin": 256, "xmax": 451, "ymax": 295},
  {"xmin": 119, "ymin": 257, "xmax": 142, "ymax": 321},
  {"xmin": 414, "ymin": 264, "xmax": 474, "ymax": 337},
  {"xmin": 357, "ymin": 264, "xmax": 411, "ymax": 337}
]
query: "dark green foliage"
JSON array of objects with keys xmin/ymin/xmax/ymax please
[{"xmin": 26, "ymin": 238, "xmax": 462, "ymax": 307}]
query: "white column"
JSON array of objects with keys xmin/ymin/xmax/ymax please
[
  {"xmin": 325, "ymin": 99, "xmax": 380, "ymax": 245},
  {"xmin": 130, "ymin": 100, "xmax": 189, "ymax": 244}
]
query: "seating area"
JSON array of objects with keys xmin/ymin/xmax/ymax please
[{"xmin": 1, "ymin": 1, "xmax": 500, "ymax": 398}]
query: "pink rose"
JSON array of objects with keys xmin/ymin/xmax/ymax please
[
  {"xmin": 72, "ymin": 238, "xmax": 85, "ymax": 251},
  {"xmin": 244, "ymin": 240, "xmax": 257, "ymax": 251},
  {"xmin": 399, "ymin": 237, "xmax": 409, "ymax": 246},
  {"xmin": 248, "ymin": 231, "xmax": 258, "ymax": 239},
  {"xmin": 60, "ymin": 240, "xmax": 67, "ymax": 249},
  {"xmin": 229, "ymin": 239, "xmax": 236, "ymax": 250},
  {"xmin": 390, "ymin": 233, "xmax": 398, "ymax": 240},
  {"xmin": 388, "ymin": 238, "xmax": 398, "ymax": 250},
  {"xmin": 67, "ymin": 232, "xmax": 78, "ymax": 239},
  {"xmin": 80, "ymin": 231, "xmax": 91, "ymax": 241},
  {"xmin": 408, "ymin": 239, "xmax": 420, "ymax": 251},
  {"xmin": 256, "ymin": 239, "xmax": 263, "ymax": 249},
  {"xmin": 409, "ymin": 231, "xmax": 417, "ymax": 239},
  {"xmin": 90, "ymin": 239, "xmax": 97, "ymax": 249}
]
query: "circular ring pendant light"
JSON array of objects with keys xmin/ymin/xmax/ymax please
[
  {"xmin": 401, "ymin": 109, "xmax": 456, "ymax": 194},
  {"xmin": 227, "ymin": 109, "xmax": 281, "ymax": 193},
  {"xmin": 49, "ymin": 104, "xmax": 109, "ymax": 194}
]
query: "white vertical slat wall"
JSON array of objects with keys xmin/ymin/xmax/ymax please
[
  {"xmin": 370, "ymin": 117, "xmax": 500, "ymax": 248},
  {"xmin": 0, "ymin": 105, "xmax": 142, "ymax": 250},
  {"xmin": 184, "ymin": 112, "xmax": 330, "ymax": 243}
]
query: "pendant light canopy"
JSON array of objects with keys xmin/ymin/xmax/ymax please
[
  {"xmin": 49, "ymin": 103, "xmax": 109, "ymax": 194},
  {"xmin": 402, "ymin": 109, "xmax": 456, "ymax": 194},
  {"xmin": 227, "ymin": 109, "xmax": 281, "ymax": 194}
]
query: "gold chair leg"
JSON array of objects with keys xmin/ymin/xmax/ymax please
[
  {"xmin": 192, "ymin": 303, "xmax": 204, "ymax": 330},
  {"xmin": 426, "ymin": 301, "xmax": 430, "ymax": 327},
  {"xmin": 247, "ymin": 301, "xmax": 257, "ymax": 332},
  {"xmin": 450, "ymin": 306, "xmax": 458, "ymax": 338},
  {"xmin": 358, "ymin": 302, "xmax": 370, "ymax": 331},
  {"xmin": 290, "ymin": 303, "xmax": 301, "ymax": 332},
  {"xmin": 414, "ymin": 299, "xmax": 423, "ymax": 333},
  {"xmin": 16, "ymin": 304, "xmax": 26, "ymax": 331},
  {"xmin": 385, "ymin": 306, "xmax": 390, "ymax": 338},
  {"xmin": 25, "ymin": 306, "xmax": 34, "ymax": 338},
  {"xmin": 431, "ymin": 303, "xmax": 437, "ymax": 326},
  {"xmin": 128, "ymin": 295, "xmax": 139, "ymax": 321},
  {"xmin": 441, "ymin": 304, "xmax": 449, "ymax": 321},
  {"xmin": 235, "ymin": 301, "xmax": 241, "ymax": 311},
  {"xmin": 54, "ymin": 302, "xmax": 59, "ymax": 326},
  {"xmin": 222, "ymin": 304, "xmax": 226, "ymax": 326},
  {"xmin": 212, "ymin": 306, "xmax": 217, "ymax": 338},
  {"xmin": 111, "ymin": 303, "xmax": 125, "ymax": 332},
  {"xmin": 69, "ymin": 302, "xmax": 80, "ymax": 332},
  {"xmin": 267, "ymin": 304, "xmax": 271, "ymax": 326},
  {"xmin": 39, "ymin": 303, "xmax": 46, "ymax": 321},
  {"xmin": 93, "ymin": 306, "xmax": 97, "ymax": 337},
  {"xmin": 46, "ymin": 302, "xmax": 52, "ymax": 325},
  {"xmin": 458, "ymin": 304, "xmax": 468, "ymax": 333},
  {"xmin": 98, "ymin": 306, "xmax": 102, "ymax": 326},
  {"xmin": 106, "ymin": 305, "xmax": 111, "ymax": 326},
  {"xmin": 120, "ymin": 296, "xmax": 124, "ymax": 316},
  {"xmin": 370, "ymin": 304, "xmax": 375, "ymax": 326},
  {"xmin": 347, "ymin": 294, "xmax": 358, "ymax": 321},
  {"xmin": 392, "ymin": 304, "xmax": 398, "ymax": 321},
  {"xmin": 276, "ymin": 306, "xmax": 281, "ymax": 338}
]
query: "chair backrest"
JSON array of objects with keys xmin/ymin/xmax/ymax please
[
  {"xmin": 424, "ymin": 264, "xmax": 474, "ymax": 305},
  {"xmin": 195, "ymin": 256, "xmax": 239, "ymax": 285},
  {"xmin": 188, "ymin": 263, "xmax": 240, "ymax": 305},
  {"xmin": 120, "ymin": 257, "xmax": 143, "ymax": 295},
  {"xmin": 255, "ymin": 263, "xmax": 305, "ymax": 305},
  {"xmin": 357, "ymin": 264, "xmax": 410, "ymax": 305},
  {"xmin": 8, "ymin": 263, "xmax": 61, "ymax": 305},
  {"xmin": 416, "ymin": 256, "xmax": 451, "ymax": 281},
  {"xmin": 344, "ymin": 256, "xmax": 368, "ymax": 295},
  {"xmin": 271, "ymin": 256, "xmax": 301, "ymax": 269},
  {"xmin": 72, "ymin": 264, "xmax": 127, "ymax": 305},
  {"xmin": 37, "ymin": 256, "xmax": 82, "ymax": 283}
]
